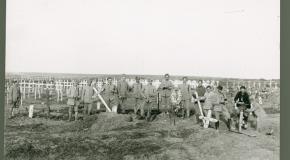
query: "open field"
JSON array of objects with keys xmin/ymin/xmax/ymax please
[{"xmin": 4, "ymin": 87, "xmax": 280, "ymax": 160}]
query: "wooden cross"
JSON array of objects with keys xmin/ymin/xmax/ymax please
[{"xmin": 195, "ymin": 92, "xmax": 218, "ymax": 128}]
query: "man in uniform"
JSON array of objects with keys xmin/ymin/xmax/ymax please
[
  {"xmin": 67, "ymin": 81, "xmax": 82, "ymax": 121},
  {"xmin": 8, "ymin": 80, "xmax": 21, "ymax": 119},
  {"xmin": 234, "ymin": 86, "xmax": 252, "ymax": 129},
  {"xmin": 178, "ymin": 77, "xmax": 193, "ymax": 119},
  {"xmin": 117, "ymin": 74, "xmax": 129, "ymax": 113},
  {"xmin": 193, "ymin": 80, "xmax": 206, "ymax": 124},
  {"xmin": 101, "ymin": 77, "xmax": 118, "ymax": 112},
  {"xmin": 131, "ymin": 76, "xmax": 144, "ymax": 116},
  {"xmin": 213, "ymin": 85, "xmax": 232, "ymax": 130},
  {"xmin": 158, "ymin": 74, "xmax": 174, "ymax": 114},
  {"xmin": 94, "ymin": 79, "xmax": 104, "ymax": 112},
  {"xmin": 82, "ymin": 79, "xmax": 95, "ymax": 115},
  {"xmin": 43, "ymin": 80, "xmax": 53, "ymax": 118},
  {"xmin": 142, "ymin": 79, "xmax": 157, "ymax": 120},
  {"xmin": 203, "ymin": 85, "xmax": 217, "ymax": 127}
]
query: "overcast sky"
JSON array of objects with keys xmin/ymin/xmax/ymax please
[{"xmin": 6, "ymin": 0, "xmax": 280, "ymax": 79}]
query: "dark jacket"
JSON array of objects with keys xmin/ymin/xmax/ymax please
[
  {"xmin": 234, "ymin": 91, "xmax": 251, "ymax": 108},
  {"xmin": 117, "ymin": 80, "xmax": 129, "ymax": 97},
  {"xmin": 193, "ymin": 85, "xmax": 206, "ymax": 103},
  {"xmin": 158, "ymin": 80, "xmax": 174, "ymax": 97},
  {"xmin": 195, "ymin": 85, "xmax": 206, "ymax": 97}
]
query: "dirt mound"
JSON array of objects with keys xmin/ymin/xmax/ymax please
[{"xmin": 91, "ymin": 113, "xmax": 133, "ymax": 132}]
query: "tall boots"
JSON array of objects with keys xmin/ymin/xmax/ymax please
[
  {"xmin": 227, "ymin": 119, "xmax": 232, "ymax": 131},
  {"xmin": 215, "ymin": 121, "xmax": 220, "ymax": 130}
]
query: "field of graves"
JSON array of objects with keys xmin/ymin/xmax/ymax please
[{"xmin": 4, "ymin": 73, "xmax": 280, "ymax": 160}]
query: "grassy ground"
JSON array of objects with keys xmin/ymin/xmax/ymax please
[{"xmin": 4, "ymin": 91, "xmax": 280, "ymax": 160}]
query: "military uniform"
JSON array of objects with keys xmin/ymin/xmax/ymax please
[
  {"xmin": 67, "ymin": 85, "xmax": 82, "ymax": 120},
  {"xmin": 44, "ymin": 87, "xmax": 53, "ymax": 117},
  {"xmin": 203, "ymin": 91, "xmax": 218, "ymax": 115},
  {"xmin": 9, "ymin": 84, "xmax": 21, "ymax": 108},
  {"xmin": 102, "ymin": 83, "xmax": 118, "ymax": 111},
  {"xmin": 82, "ymin": 85, "xmax": 95, "ymax": 115},
  {"xmin": 213, "ymin": 91, "xmax": 231, "ymax": 121},
  {"xmin": 178, "ymin": 83, "xmax": 193, "ymax": 118},
  {"xmin": 132, "ymin": 83, "xmax": 144, "ymax": 115},
  {"xmin": 117, "ymin": 80, "xmax": 129, "ymax": 112},
  {"xmin": 8, "ymin": 83, "xmax": 21, "ymax": 118},
  {"xmin": 158, "ymin": 80, "xmax": 174, "ymax": 112},
  {"xmin": 193, "ymin": 85, "xmax": 206, "ymax": 122},
  {"xmin": 143, "ymin": 84, "xmax": 157, "ymax": 118}
]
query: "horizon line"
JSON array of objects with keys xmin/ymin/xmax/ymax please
[{"xmin": 5, "ymin": 71, "xmax": 280, "ymax": 80}]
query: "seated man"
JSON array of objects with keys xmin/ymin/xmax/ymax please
[{"xmin": 234, "ymin": 86, "xmax": 252, "ymax": 129}]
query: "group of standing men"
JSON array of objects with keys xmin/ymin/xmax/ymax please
[
  {"xmin": 65, "ymin": 73, "xmax": 256, "ymax": 131},
  {"xmin": 66, "ymin": 75, "xmax": 158, "ymax": 121},
  {"xmin": 7, "ymin": 73, "xmax": 256, "ymax": 131}
]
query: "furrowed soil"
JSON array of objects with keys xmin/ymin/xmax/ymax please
[{"xmin": 4, "ymin": 92, "xmax": 280, "ymax": 160}]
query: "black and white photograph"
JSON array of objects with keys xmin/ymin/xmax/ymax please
[{"xmin": 4, "ymin": 0, "xmax": 280, "ymax": 159}]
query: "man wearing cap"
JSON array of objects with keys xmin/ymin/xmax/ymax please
[
  {"xmin": 234, "ymin": 86, "xmax": 252, "ymax": 129},
  {"xmin": 193, "ymin": 80, "xmax": 206, "ymax": 124},
  {"xmin": 67, "ymin": 82, "xmax": 82, "ymax": 121},
  {"xmin": 82, "ymin": 79, "xmax": 95, "ymax": 115},
  {"xmin": 203, "ymin": 85, "xmax": 219, "ymax": 128},
  {"xmin": 117, "ymin": 74, "xmax": 129, "ymax": 113},
  {"xmin": 213, "ymin": 85, "xmax": 232, "ymax": 130},
  {"xmin": 93, "ymin": 79, "xmax": 103, "ymax": 112},
  {"xmin": 131, "ymin": 76, "xmax": 145, "ymax": 116},
  {"xmin": 142, "ymin": 79, "xmax": 157, "ymax": 120},
  {"xmin": 8, "ymin": 80, "xmax": 21, "ymax": 118},
  {"xmin": 101, "ymin": 77, "xmax": 118, "ymax": 112},
  {"xmin": 178, "ymin": 77, "xmax": 193, "ymax": 119},
  {"xmin": 158, "ymin": 74, "xmax": 174, "ymax": 114},
  {"xmin": 43, "ymin": 80, "xmax": 53, "ymax": 118}
]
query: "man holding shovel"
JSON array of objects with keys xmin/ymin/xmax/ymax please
[{"xmin": 101, "ymin": 77, "xmax": 118, "ymax": 112}]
